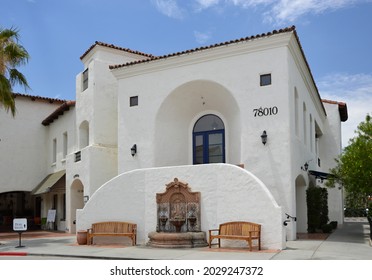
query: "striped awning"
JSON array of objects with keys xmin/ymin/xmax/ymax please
[{"xmin": 32, "ymin": 170, "xmax": 66, "ymax": 195}]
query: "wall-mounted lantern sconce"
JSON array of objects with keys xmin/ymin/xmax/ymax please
[
  {"xmin": 84, "ymin": 195, "xmax": 89, "ymax": 204},
  {"xmin": 260, "ymin": 130, "xmax": 267, "ymax": 145},
  {"xmin": 301, "ymin": 160, "xmax": 311, "ymax": 171},
  {"xmin": 131, "ymin": 144, "xmax": 137, "ymax": 157},
  {"xmin": 301, "ymin": 162, "xmax": 309, "ymax": 171}
]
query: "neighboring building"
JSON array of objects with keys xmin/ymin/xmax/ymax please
[
  {"xmin": 0, "ymin": 26, "xmax": 347, "ymax": 249},
  {"xmin": 0, "ymin": 94, "xmax": 75, "ymax": 231}
]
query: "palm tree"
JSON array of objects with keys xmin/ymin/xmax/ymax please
[{"xmin": 0, "ymin": 26, "xmax": 30, "ymax": 116}]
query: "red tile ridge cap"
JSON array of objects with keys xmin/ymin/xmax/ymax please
[
  {"xmin": 322, "ymin": 99, "xmax": 347, "ymax": 106},
  {"xmin": 80, "ymin": 41, "xmax": 155, "ymax": 60},
  {"xmin": 13, "ymin": 93, "xmax": 66, "ymax": 104}
]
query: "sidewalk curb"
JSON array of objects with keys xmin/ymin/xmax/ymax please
[
  {"xmin": 27, "ymin": 253, "xmax": 151, "ymax": 260},
  {"xmin": 0, "ymin": 252, "xmax": 28, "ymax": 256}
]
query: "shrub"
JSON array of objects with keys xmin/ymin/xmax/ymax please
[{"xmin": 307, "ymin": 186, "xmax": 329, "ymax": 233}]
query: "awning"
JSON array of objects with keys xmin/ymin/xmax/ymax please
[
  {"xmin": 308, "ymin": 170, "xmax": 335, "ymax": 180},
  {"xmin": 32, "ymin": 170, "xmax": 66, "ymax": 195}
]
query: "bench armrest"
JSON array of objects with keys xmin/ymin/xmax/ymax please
[{"xmin": 209, "ymin": 229, "xmax": 219, "ymax": 235}]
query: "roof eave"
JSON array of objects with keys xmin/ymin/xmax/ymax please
[
  {"xmin": 80, "ymin": 41, "xmax": 154, "ymax": 61},
  {"xmin": 322, "ymin": 99, "xmax": 348, "ymax": 122},
  {"xmin": 42, "ymin": 101, "xmax": 76, "ymax": 126}
]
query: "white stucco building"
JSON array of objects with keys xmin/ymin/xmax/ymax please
[{"xmin": 0, "ymin": 26, "xmax": 347, "ymax": 249}]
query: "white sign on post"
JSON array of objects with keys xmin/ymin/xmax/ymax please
[
  {"xmin": 13, "ymin": 218, "xmax": 27, "ymax": 231},
  {"xmin": 47, "ymin": 209, "xmax": 56, "ymax": 223}
]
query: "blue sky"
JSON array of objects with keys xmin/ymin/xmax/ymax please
[{"xmin": 2, "ymin": 0, "xmax": 372, "ymax": 146}]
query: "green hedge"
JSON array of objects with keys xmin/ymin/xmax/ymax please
[{"xmin": 307, "ymin": 186, "xmax": 329, "ymax": 233}]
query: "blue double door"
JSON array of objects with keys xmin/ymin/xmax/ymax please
[{"xmin": 193, "ymin": 114, "xmax": 225, "ymax": 164}]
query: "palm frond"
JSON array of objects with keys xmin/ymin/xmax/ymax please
[
  {"xmin": 0, "ymin": 74, "xmax": 16, "ymax": 116},
  {"xmin": 8, "ymin": 68, "xmax": 30, "ymax": 89},
  {"xmin": 0, "ymin": 26, "xmax": 20, "ymax": 42},
  {"xmin": 0, "ymin": 26, "xmax": 29, "ymax": 117},
  {"xmin": 4, "ymin": 42, "xmax": 30, "ymax": 67}
]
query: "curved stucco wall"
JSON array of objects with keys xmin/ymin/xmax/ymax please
[
  {"xmin": 154, "ymin": 80, "xmax": 241, "ymax": 167},
  {"xmin": 77, "ymin": 164, "xmax": 285, "ymax": 250}
]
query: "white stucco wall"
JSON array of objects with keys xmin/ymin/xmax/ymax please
[
  {"xmin": 76, "ymin": 45, "xmax": 153, "ymax": 147},
  {"xmin": 77, "ymin": 164, "xmax": 285, "ymax": 250},
  {"xmin": 0, "ymin": 96, "xmax": 63, "ymax": 193},
  {"xmin": 115, "ymin": 35, "xmax": 293, "ymax": 178},
  {"xmin": 42, "ymin": 106, "xmax": 76, "ymax": 230},
  {"xmin": 322, "ymin": 102, "xmax": 344, "ymax": 223},
  {"xmin": 45, "ymin": 107, "xmax": 76, "ymax": 174},
  {"xmin": 112, "ymin": 32, "xmax": 309, "ymax": 240}
]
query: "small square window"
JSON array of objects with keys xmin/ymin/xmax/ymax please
[
  {"xmin": 130, "ymin": 96, "xmax": 138, "ymax": 107},
  {"xmin": 260, "ymin": 74, "xmax": 271, "ymax": 86}
]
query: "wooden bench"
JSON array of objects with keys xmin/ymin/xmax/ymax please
[
  {"xmin": 87, "ymin": 221, "xmax": 137, "ymax": 246},
  {"xmin": 209, "ymin": 221, "xmax": 261, "ymax": 251}
]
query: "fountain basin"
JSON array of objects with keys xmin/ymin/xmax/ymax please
[
  {"xmin": 148, "ymin": 231, "xmax": 208, "ymax": 248},
  {"xmin": 170, "ymin": 218, "xmax": 185, "ymax": 232}
]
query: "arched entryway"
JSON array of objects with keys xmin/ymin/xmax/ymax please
[
  {"xmin": 70, "ymin": 179, "xmax": 84, "ymax": 233},
  {"xmin": 295, "ymin": 175, "xmax": 308, "ymax": 233},
  {"xmin": 193, "ymin": 114, "xmax": 225, "ymax": 164}
]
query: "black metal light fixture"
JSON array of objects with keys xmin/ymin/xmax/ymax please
[
  {"xmin": 304, "ymin": 162, "xmax": 309, "ymax": 171},
  {"xmin": 84, "ymin": 195, "xmax": 89, "ymax": 204},
  {"xmin": 260, "ymin": 130, "xmax": 267, "ymax": 145},
  {"xmin": 301, "ymin": 162, "xmax": 309, "ymax": 171},
  {"xmin": 131, "ymin": 144, "xmax": 137, "ymax": 157}
]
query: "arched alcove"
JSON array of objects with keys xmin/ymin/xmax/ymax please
[
  {"xmin": 154, "ymin": 80, "xmax": 241, "ymax": 167},
  {"xmin": 295, "ymin": 174, "xmax": 308, "ymax": 233},
  {"xmin": 79, "ymin": 120, "xmax": 89, "ymax": 149},
  {"xmin": 70, "ymin": 179, "xmax": 84, "ymax": 233}
]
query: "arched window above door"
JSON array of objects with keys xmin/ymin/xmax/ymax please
[{"xmin": 193, "ymin": 114, "xmax": 225, "ymax": 164}]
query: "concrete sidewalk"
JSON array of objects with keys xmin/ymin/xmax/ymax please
[{"xmin": 0, "ymin": 218, "xmax": 371, "ymax": 260}]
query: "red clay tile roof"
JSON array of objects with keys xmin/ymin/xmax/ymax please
[
  {"xmin": 14, "ymin": 93, "xmax": 66, "ymax": 104},
  {"xmin": 322, "ymin": 99, "xmax": 348, "ymax": 122},
  {"xmin": 109, "ymin": 26, "xmax": 297, "ymax": 70},
  {"xmin": 42, "ymin": 100, "xmax": 76, "ymax": 126},
  {"xmin": 80, "ymin": 41, "xmax": 155, "ymax": 60}
]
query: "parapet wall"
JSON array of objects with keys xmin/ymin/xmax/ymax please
[{"xmin": 76, "ymin": 164, "xmax": 285, "ymax": 249}]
